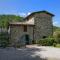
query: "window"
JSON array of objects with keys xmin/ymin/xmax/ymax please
[
  {"xmin": 24, "ymin": 25, "xmax": 27, "ymax": 32},
  {"xmin": 43, "ymin": 36, "xmax": 46, "ymax": 38}
]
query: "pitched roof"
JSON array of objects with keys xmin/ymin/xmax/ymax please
[{"xmin": 24, "ymin": 10, "xmax": 54, "ymax": 20}]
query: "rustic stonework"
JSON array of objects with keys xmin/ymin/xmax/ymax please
[
  {"xmin": 10, "ymin": 25, "xmax": 34, "ymax": 46},
  {"xmin": 34, "ymin": 13, "xmax": 53, "ymax": 42},
  {"xmin": 9, "ymin": 11, "xmax": 54, "ymax": 46}
]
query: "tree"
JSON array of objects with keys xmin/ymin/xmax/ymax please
[
  {"xmin": 0, "ymin": 15, "xmax": 23, "ymax": 32},
  {"xmin": 53, "ymin": 31, "xmax": 60, "ymax": 43}
]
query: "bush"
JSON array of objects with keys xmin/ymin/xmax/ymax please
[
  {"xmin": 53, "ymin": 31, "xmax": 60, "ymax": 44},
  {"xmin": 56, "ymin": 44, "xmax": 60, "ymax": 48},
  {"xmin": 53, "ymin": 43, "xmax": 56, "ymax": 47},
  {"xmin": 37, "ymin": 38, "xmax": 56, "ymax": 46},
  {"xmin": 0, "ymin": 32, "xmax": 9, "ymax": 48}
]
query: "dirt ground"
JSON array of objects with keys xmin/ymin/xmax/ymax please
[{"xmin": 0, "ymin": 45, "xmax": 60, "ymax": 60}]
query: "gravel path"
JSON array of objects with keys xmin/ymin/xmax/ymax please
[{"xmin": 0, "ymin": 45, "xmax": 60, "ymax": 60}]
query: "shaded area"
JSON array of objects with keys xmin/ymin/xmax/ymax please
[{"xmin": 0, "ymin": 46, "xmax": 47, "ymax": 60}]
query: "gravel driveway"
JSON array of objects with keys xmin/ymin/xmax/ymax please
[{"xmin": 0, "ymin": 45, "xmax": 60, "ymax": 60}]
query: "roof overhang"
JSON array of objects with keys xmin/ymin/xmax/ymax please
[
  {"xmin": 9, "ymin": 22, "xmax": 35, "ymax": 26},
  {"xmin": 24, "ymin": 10, "xmax": 54, "ymax": 20}
]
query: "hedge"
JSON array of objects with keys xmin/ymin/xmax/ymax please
[{"xmin": 37, "ymin": 38, "xmax": 56, "ymax": 46}]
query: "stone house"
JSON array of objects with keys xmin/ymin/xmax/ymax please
[{"xmin": 9, "ymin": 10, "xmax": 54, "ymax": 46}]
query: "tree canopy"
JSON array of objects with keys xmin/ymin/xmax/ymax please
[{"xmin": 0, "ymin": 15, "xmax": 23, "ymax": 28}]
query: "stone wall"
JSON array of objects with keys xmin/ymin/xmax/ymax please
[
  {"xmin": 34, "ymin": 13, "xmax": 53, "ymax": 41},
  {"xmin": 10, "ymin": 25, "xmax": 34, "ymax": 46},
  {"xmin": 10, "ymin": 12, "xmax": 53, "ymax": 46}
]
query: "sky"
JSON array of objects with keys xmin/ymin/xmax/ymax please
[{"xmin": 0, "ymin": 0, "xmax": 60, "ymax": 27}]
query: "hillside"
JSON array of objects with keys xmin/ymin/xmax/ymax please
[
  {"xmin": 53, "ymin": 26, "xmax": 60, "ymax": 32},
  {"xmin": 0, "ymin": 15, "xmax": 23, "ymax": 28}
]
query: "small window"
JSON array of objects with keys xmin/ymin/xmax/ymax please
[
  {"xmin": 24, "ymin": 25, "xmax": 27, "ymax": 32},
  {"xmin": 43, "ymin": 36, "xmax": 46, "ymax": 38}
]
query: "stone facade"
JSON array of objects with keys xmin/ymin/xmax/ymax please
[
  {"xmin": 10, "ymin": 25, "xmax": 34, "ymax": 46},
  {"xmin": 9, "ymin": 11, "xmax": 54, "ymax": 46},
  {"xmin": 34, "ymin": 13, "xmax": 53, "ymax": 41}
]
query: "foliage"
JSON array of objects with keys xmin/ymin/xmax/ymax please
[
  {"xmin": 37, "ymin": 37, "xmax": 56, "ymax": 46},
  {"xmin": 39, "ymin": 26, "xmax": 60, "ymax": 46},
  {"xmin": 53, "ymin": 30, "xmax": 60, "ymax": 44},
  {"xmin": 56, "ymin": 44, "xmax": 60, "ymax": 48},
  {"xmin": 0, "ymin": 32, "xmax": 9, "ymax": 48},
  {"xmin": 53, "ymin": 26, "xmax": 60, "ymax": 32},
  {"xmin": 53, "ymin": 43, "xmax": 56, "ymax": 47},
  {"xmin": 0, "ymin": 15, "xmax": 23, "ymax": 28},
  {"xmin": 37, "ymin": 31, "xmax": 60, "ymax": 47}
]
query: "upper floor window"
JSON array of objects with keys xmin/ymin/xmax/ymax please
[{"xmin": 24, "ymin": 25, "xmax": 27, "ymax": 32}]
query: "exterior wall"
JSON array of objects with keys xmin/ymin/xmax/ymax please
[
  {"xmin": 10, "ymin": 12, "xmax": 53, "ymax": 46},
  {"xmin": 10, "ymin": 25, "xmax": 24, "ymax": 46},
  {"xmin": 10, "ymin": 25, "xmax": 34, "ymax": 46},
  {"xmin": 34, "ymin": 13, "xmax": 53, "ymax": 41},
  {"xmin": 25, "ymin": 17, "xmax": 34, "ymax": 24},
  {"xmin": 27, "ymin": 25, "xmax": 34, "ymax": 44}
]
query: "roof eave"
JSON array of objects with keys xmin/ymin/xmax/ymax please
[{"xmin": 24, "ymin": 10, "xmax": 55, "ymax": 20}]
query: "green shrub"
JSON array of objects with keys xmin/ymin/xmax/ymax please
[
  {"xmin": 37, "ymin": 38, "xmax": 56, "ymax": 46},
  {"xmin": 56, "ymin": 44, "xmax": 60, "ymax": 48},
  {"xmin": 53, "ymin": 31, "xmax": 60, "ymax": 44},
  {"xmin": 53, "ymin": 43, "xmax": 56, "ymax": 47},
  {"xmin": 32, "ymin": 40, "xmax": 36, "ymax": 44},
  {"xmin": 0, "ymin": 32, "xmax": 9, "ymax": 48}
]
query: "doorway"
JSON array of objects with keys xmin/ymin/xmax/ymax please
[{"xmin": 25, "ymin": 34, "xmax": 29, "ymax": 45}]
